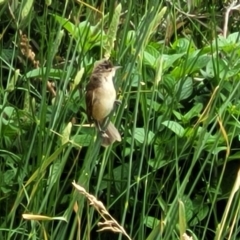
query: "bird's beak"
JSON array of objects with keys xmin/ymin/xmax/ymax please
[{"xmin": 113, "ymin": 66, "xmax": 122, "ymax": 70}]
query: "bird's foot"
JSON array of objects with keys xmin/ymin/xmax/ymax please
[
  {"xmin": 100, "ymin": 130, "xmax": 109, "ymax": 138},
  {"xmin": 114, "ymin": 100, "xmax": 121, "ymax": 106}
]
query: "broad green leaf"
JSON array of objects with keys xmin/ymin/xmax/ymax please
[
  {"xmin": 162, "ymin": 53, "xmax": 185, "ymax": 71},
  {"xmin": 171, "ymin": 53, "xmax": 210, "ymax": 77},
  {"xmin": 134, "ymin": 128, "xmax": 155, "ymax": 144},
  {"xmin": 146, "ymin": 99, "xmax": 161, "ymax": 112},
  {"xmin": 26, "ymin": 67, "xmax": 65, "ymax": 79},
  {"xmin": 184, "ymin": 103, "xmax": 203, "ymax": 121},
  {"xmin": 162, "ymin": 74, "xmax": 176, "ymax": 95},
  {"xmin": 53, "ymin": 17, "xmax": 102, "ymax": 52},
  {"xmin": 175, "ymin": 77, "xmax": 193, "ymax": 101},
  {"xmin": 161, "ymin": 121, "xmax": 185, "ymax": 137},
  {"xmin": 72, "ymin": 134, "xmax": 92, "ymax": 147},
  {"xmin": 134, "ymin": 128, "xmax": 144, "ymax": 143},
  {"xmin": 216, "ymin": 33, "xmax": 240, "ymax": 53},
  {"xmin": 146, "ymin": 226, "xmax": 161, "ymax": 240},
  {"xmin": 3, "ymin": 106, "xmax": 15, "ymax": 117},
  {"xmin": 173, "ymin": 110, "xmax": 183, "ymax": 121},
  {"xmin": 181, "ymin": 195, "xmax": 193, "ymax": 222},
  {"xmin": 186, "ymin": 54, "xmax": 211, "ymax": 74},
  {"xmin": 148, "ymin": 159, "xmax": 168, "ymax": 170},
  {"xmin": 3, "ymin": 169, "xmax": 15, "ymax": 185},
  {"xmin": 145, "ymin": 45, "xmax": 159, "ymax": 59},
  {"xmin": 61, "ymin": 122, "xmax": 72, "ymax": 145},
  {"xmin": 205, "ymin": 58, "xmax": 227, "ymax": 80},
  {"xmin": 172, "ymin": 38, "xmax": 196, "ymax": 53},
  {"xmin": 53, "ymin": 14, "xmax": 76, "ymax": 37},
  {"xmin": 144, "ymin": 216, "xmax": 160, "ymax": 229},
  {"xmin": 99, "ymin": 163, "xmax": 131, "ymax": 192},
  {"xmin": 143, "ymin": 50, "xmax": 157, "ymax": 67},
  {"xmin": 227, "ymin": 32, "xmax": 240, "ymax": 44},
  {"xmin": 190, "ymin": 203, "xmax": 209, "ymax": 226},
  {"xmin": 208, "ymin": 146, "xmax": 227, "ymax": 155}
]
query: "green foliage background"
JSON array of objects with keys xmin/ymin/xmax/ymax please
[{"xmin": 0, "ymin": 0, "xmax": 240, "ymax": 240}]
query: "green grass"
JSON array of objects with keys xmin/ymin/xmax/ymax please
[{"xmin": 1, "ymin": 0, "xmax": 240, "ymax": 240}]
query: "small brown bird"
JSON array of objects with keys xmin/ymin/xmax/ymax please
[{"xmin": 85, "ymin": 59, "xmax": 121, "ymax": 146}]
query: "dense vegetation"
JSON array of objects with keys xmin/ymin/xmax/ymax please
[{"xmin": 0, "ymin": 0, "xmax": 240, "ymax": 239}]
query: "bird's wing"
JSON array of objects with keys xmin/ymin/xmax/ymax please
[
  {"xmin": 85, "ymin": 74, "xmax": 102, "ymax": 122},
  {"xmin": 85, "ymin": 89, "xmax": 94, "ymax": 123}
]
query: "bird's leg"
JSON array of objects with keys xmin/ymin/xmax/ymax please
[
  {"xmin": 95, "ymin": 120, "xmax": 109, "ymax": 138},
  {"xmin": 95, "ymin": 120, "xmax": 104, "ymax": 133}
]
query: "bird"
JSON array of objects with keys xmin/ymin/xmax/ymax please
[{"xmin": 85, "ymin": 59, "xmax": 122, "ymax": 146}]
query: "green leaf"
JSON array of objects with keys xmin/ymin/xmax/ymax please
[
  {"xmin": 162, "ymin": 53, "xmax": 185, "ymax": 71},
  {"xmin": 172, "ymin": 38, "xmax": 196, "ymax": 53},
  {"xmin": 53, "ymin": 14, "xmax": 76, "ymax": 37},
  {"xmin": 172, "ymin": 110, "xmax": 183, "ymax": 121},
  {"xmin": 144, "ymin": 216, "xmax": 160, "ymax": 229},
  {"xmin": 161, "ymin": 121, "xmax": 185, "ymax": 137},
  {"xmin": 190, "ymin": 203, "xmax": 209, "ymax": 226},
  {"xmin": 148, "ymin": 159, "xmax": 168, "ymax": 170},
  {"xmin": 99, "ymin": 163, "xmax": 131, "ymax": 192},
  {"xmin": 226, "ymin": 32, "xmax": 240, "ymax": 44},
  {"xmin": 175, "ymin": 77, "xmax": 193, "ymax": 101},
  {"xmin": 133, "ymin": 128, "xmax": 155, "ymax": 144},
  {"xmin": 143, "ymin": 44, "xmax": 160, "ymax": 67},
  {"xmin": 3, "ymin": 106, "xmax": 15, "ymax": 117},
  {"xmin": 26, "ymin": 67, "xmax": 65, "ymax": 79},
  {"xmin": 184, "ymin": 103, "xmax": 203, "ymax": 121},
  {"xmin": 72, "ymin": 134, "xmax": 92, "ymax": 147},
  {"xmin": 146, "ymin": 225, "xmax": 161, "ymax": 240},
  {"xmin": 143, "ymin": 50, "xmax": 157, "ymax": 67},
  {"xmin": 205, "ymin": 58, "xmax": 227, "ymax": 80},
  {"xmin": 61, "ymin": 122, "xmax": 72, "ymax": 145},
  {"xmin": 181, "ymin": 195, "xmax": 193, "ymax": 222},
  {"xmin": 188, "ymin": 54, "xmax": 210, "ymax": 73}
]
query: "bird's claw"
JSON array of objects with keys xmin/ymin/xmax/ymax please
[
  {"xmin": 100, "ymin": 130, "xmax": 109, "ymax": 138},
  {"xmin": 114, "ymin": 100, "xmax": 121, "ymax": 106}
]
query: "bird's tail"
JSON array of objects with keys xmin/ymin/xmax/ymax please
[{"xmin": 101, "ymin": 121, "xmax": 121, "ymax": 147}]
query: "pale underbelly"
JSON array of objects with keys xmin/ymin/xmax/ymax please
[{"xmin": 92, "ymin": 88, "xmax": 116, "ymax": 121}]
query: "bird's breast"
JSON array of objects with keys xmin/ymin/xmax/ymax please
[{"xmin": 91, "ymin": 81, "xmax": 116, "ymax": 121}]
